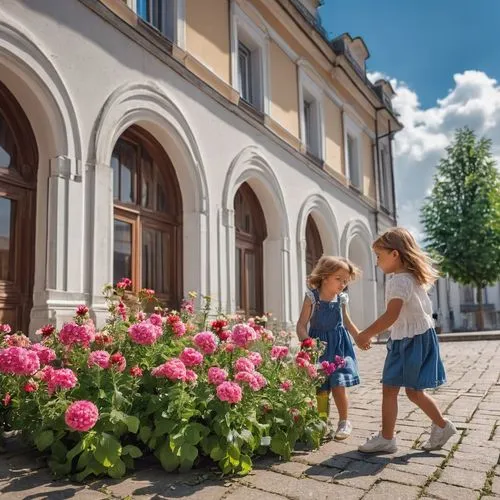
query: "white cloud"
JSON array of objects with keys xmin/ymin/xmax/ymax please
[{"xmin": 368, "ymin": 70, "xmax": 500, "ymax": 239}]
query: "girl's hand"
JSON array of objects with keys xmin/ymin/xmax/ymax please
[{"xmin": 356, "ymin": 332, "xmax": 371, "ymax": 350}]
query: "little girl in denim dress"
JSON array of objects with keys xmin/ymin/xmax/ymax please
[
  {"xmin": 296, "ymin": 256, "xmax": 363, "ymax": 440},
  {"xmin": 357, "ymin": 227, "xmax": 457, "ymax": 454}
]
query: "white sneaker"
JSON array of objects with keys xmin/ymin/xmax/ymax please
[
  {"xmin": 334, "ymin": 420, "xmax": 352, "ymax": 440},
  {"xmin": 421, "ymin": 419, "xmax": 457, "ymax": 451},
  {"xmin": 358, "ymin": 432, "xmax": 398, "ymax": 453}
]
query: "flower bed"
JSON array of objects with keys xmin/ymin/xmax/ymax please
[{"xmin": 0, "ymin": 282, "xmax": 341, "ymax": 480}]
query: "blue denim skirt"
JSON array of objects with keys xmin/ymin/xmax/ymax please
[{"xmin": 382, "ymin": 328, "xmax": 446, "ymax": 390}]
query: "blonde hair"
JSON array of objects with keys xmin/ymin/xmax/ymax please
[
  {"xmin": 308, "ymin": 256, "xmax": 360, "ymax": 289},
  {"xmin": 373, "ymin": 227, "xmax": 439, "ymax": 287}
]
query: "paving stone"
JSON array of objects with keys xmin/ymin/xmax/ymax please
[
  {"xmin": 387, "ymin": 462, "xmax": 437, "ymax": 477},
  {"xmin": 446, "ymin": 457, "xmax": 493, "ymax": 472},
  {"xmin": 270, "ymin": 461, "xmax": 309, "ymax": 477},
  {"xmin": 492, "ymin": 475, "xmax": 500, "ymax": 495},
  {"xmin": 241, "ymin": 469, "xmax": 364, "ymax": 499},
  {"xmin": 438, "ymin": 466, "xmax": 485, "ymax": 490},
  {"xmin": 362, "ymin": 481, "xmax": 421, "ymax": 499},
  {"xmin": 426, "ymin": 481, "xmax": 479, "ymax": 500},
  {"xmin": 221, "ymin": 485, "xmax": 286, "ymax": 500},
  {"xmin": 377, "ymin": 467, "xmax": 429, "ymax": 487}
]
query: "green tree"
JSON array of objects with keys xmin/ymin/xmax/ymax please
[{"xmin": 421, "ymin": 127, "xmax": 500, "ymax": 330}]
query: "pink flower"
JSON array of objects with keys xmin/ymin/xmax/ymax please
[
  {"xmin": 0, "ymin": 347, "xmax": 40, "ymax": 376},
  {"xmin": 216, "ymin": 381, "xmax": 243, "ymax": 404},
  {"xmin": 65, "ymin": 400, "xmax": 99, "ymax": 432},
  {"xmin": 0, "ymin": 324, "xmax": 11, "ymax": 334},
  {"xmin": 230, "ymin": 324, "xmax": 258, "ymax": 348},
  {"xmin": 207, "ymin": 367, "xmax": 228, "ymax": 386},
  {"xmin": 280, "ymin": 380, "xmax": 293, "ymax": 392},
  {"xmin": 87, "ymin": 350, "xmax": 111, "ymax": 369},
  {"xmin": 180, "ymin": 348, "xmax": 204, "ymax": 367},
  {"xmin": 172, "ymin": 321, "xmax": 186, "ymax": 337},
  {"xmin": 116, "ymin": 278, "xmax": 132, "ymax": 290},
  {"xmin": 270, "ymin": 346, "xmax": 289, "ymax": 360},
  {"xmin": 235, "ymin": 371, "xmax": 260, "ymax": 391},
  {"xmin": 2, "ymin": 392, "xmax": 11, "ymax": 406},
  {"xmin": 295, "ymin": 351, "xmax": 311, "ymax": 364},
  {"xmin": 23, "ymin": 381, "xmax": 39, "ymax": 393},
  {"xmin": 47, "ymin": 368, "xmax": 77, "ymax": 395},
  {"xmin": 334, "ymin": 355, "xmax": 346, "ymax": 369},
  {"xmin": 136, "ymin": 311, "xmax": 146, "ymax": 321},
  {"xmin": 253, "ymin": 372, "xmax": 267, "ymax": 390},
  {"xmin": 247, "ymin": 351, "xmax": 263, "ymax": 368},
  {"xmin": 30, "ymin": 344, "xmax": 56, "ymax": 366},
  {"xmin": 223, "ymin": 342, "xmax": 236, "ymax": 353},
  {"xmin": 141, "ymin": 288, "xmax": 155, "ymax": 299},
  {"xmin": 211, "ymin": 319, "xmax": 229, "ymax": 341},
  {"xmin": 234, "ymin": 357, "xmax": 255, "ymax": 373},
  {"xmin": 110, "ymin": 352, "xmax": 126, "ymax": 372},
  {"xmin": 59, "ymin": 321, "xmax": 95, "ymax": 348},
  {"xmin": 149, "ymin": 313, "xmax": 163, "ymax": 327},
  {"xmin": 301, "ymin": 338, "xmax": 315, "ymax": 349},
  {"xmin": 76, "ymin": 305, "xmax": 89, "ymax": 317},
  {"xmin": 181, "ymin": 299, "xmax": 194, "ymax": 314},
  {"xmin": 151, "ymin": 358, "xmax": 186, "ymax": 381},
  {"xmin": 117, "ymin": 301, "xmax": 127, "ymax": 320},
  {"xmin": 183, "ymin": 370, "xmax": 197, "ymax": 384},
  {"xmin": 290, "ymin": 408, "xmax": 300, "ymax": 423},
  {"xmin": 94, "ymin": 333, "xmax": 113, "ymax": 346},
  {"xmin": 193, "ymin": 332, "xmax": 218, "ymax": 355},
  {"xmin": 128, "ymin": 320, "xmax": 161, "ymax": 345},
  {"xmin": 262, "ymin": 330, "xmax": 274, "ymax": 342},
  {"xmin": 130, "ymin": 365, "xmax": 143, "ymax": 377},
  {"xmin": 36, "ymin": 365, "xmax": 54, "ymax": 382},
  {"xmin": 306, "ymin": 364, "xmax": 318, "ymax": 379}
]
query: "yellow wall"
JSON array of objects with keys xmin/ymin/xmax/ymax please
[
  {"xmin": 324, "ymin": 98, "xmax": 344, "ymax": 177},
  {"xmin": 185, "ymin": 0, "xmax": 230, "ymax": 83},
  {"xmin": 362, "ymin": 132, "xmax": 375, "ymax": 200},
  {"xmin": 269, "ymin": 40, "xmax": 299, "ymax": 138}
]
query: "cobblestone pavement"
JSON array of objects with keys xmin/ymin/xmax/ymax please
[{"xmin": 1, "ymin": 340, "xmax": 499, "ymax": 499}]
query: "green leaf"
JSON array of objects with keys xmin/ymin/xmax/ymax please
[
  {"xmin": 239, "ymin": 429, "xmax": 255, "ymax": 447},
  {"xmin": 48, "ymin": 458, "xmax": 72, "ymax": 477},
  {"xmin": 94, "ymin": 433, "xmax": 121, "ymax": 467},
  {"xmin": 110, "ymin": 410, "xmax": 139, "ymax": 433},
  {"xmin": 35, "ymin": 430, "xmax": 54, "ymax": 452},
  {"xmin": 122, "ymin": 445, "xmax": 142, "ymax": 458},
  {"xmin": 228, "ymin": 444, "xmax": 240, "ymax": 462},
  {"xmin": 139, "ymin": 425, "xmax": 152, "ymax": 443},
  {"xmin": 67, "ymin": 441, "xmax": 84, "ymax": 462},
  {"xmin": 76, "ymin": 450, "xmax": 91, "ymax": 471},
  {"xmin": 209, "ymin": 446, "xmax": 225, "ymax": 461},
  {"xmin": 108, "ymin": 458, "xmax": 126, "ymax": 478},
  {"xmin": 124, "ymin": 415, "xmax": 139, "ymax": 434},
  {"xmin": 158, "ymin": 442, "xmax": 179, "ymax": 472},
  {"xmin": 270, "ymin": 432, "xmax": 291, "ymax": 460},
  {"xmin": 179, "ymin": 443, "xmax": 198, "ymax": 464},
  {"xmin": 238, "ymin": 454, "xmax": 252, "ymax": 476},
  {"xmin": 50, "ymin": 440, "xmax": 68, "ymax": 462},
  {"xmin": 153, "ymin": 417, "xmax": 176, "ymax": 437},
  {"xmin": 184, "ymin": 423, "xmax": 207, "ymax": 446},
  {"xmin": 98, "ymin": 389, "xmax": 107, "ymax": 399}
]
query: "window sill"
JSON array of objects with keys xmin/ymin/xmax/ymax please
[
  {"xmin": 305, "ymin": 150, "xmax": 324, "ymax": 169},
  {"xmin": 136, "ymin": 18, "xmax": 173, "ymax": 53},
  {"xmin": 348, "ymin": 183, "xmax": 362, "ymax": 194},
  {"xmin": 238, "ymin": 98, "xmax": 265, "ymax": 123}
]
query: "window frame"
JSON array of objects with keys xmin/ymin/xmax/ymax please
[
  {"xmin": 344, "ymin": 114, "xmax": 363, "ymax": 190},
  {"xmin": 299, "ymin": 68, "xmax": 324, "ymax": 161},
  {"xmin": 231, "ymin": 4, "xmax": 270, "ymax": 113}
]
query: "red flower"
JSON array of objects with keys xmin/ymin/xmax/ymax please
[
  {"xmin": 301, "ymin": 338, "xmax": 314, "ymax": 349},
  {"xmin": 129, "ymin": 365, "xmax": 143, "ymax": 377},
  {"xmin": 38, "ymin": 324, "xmax": 55, "ymax": 338},
  {"xmin": 110, "ymin": 352, "xmax": 126, "ymax": 372},
  {"xmin": 76, "ymin": 305, "xmax": 89, "ymax": 316},
  {"xmin": 2, "ymin": 392, "xmax": 11, "ymax": 406},
  {"xmin": 23, "ymin": 381, "xmax": 39, "ymax": 393},
  {"xmin": 116, "ymin": 278, "xmax": 132, "ymax": 290}
]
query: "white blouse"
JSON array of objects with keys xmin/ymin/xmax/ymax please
[{"xmin": 386, "ymin": 273, "xmax": 434, "ymax": 340}]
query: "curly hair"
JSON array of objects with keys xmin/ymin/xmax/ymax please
[
  {"xmin": 373, "ymin": 227, "xmax": 439, "ymax": 287},
  {"xmin": 307, "ymin": 256, "xmax": 361, "ymax": 289}
]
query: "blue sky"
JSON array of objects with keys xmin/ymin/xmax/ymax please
[
  {"xmin": 320, "ymin": 0, "xmax": 500, "ymax": 237},
  {"xmin": 321, "ymin": 0, "xmax": 500, "ymax": 109}
]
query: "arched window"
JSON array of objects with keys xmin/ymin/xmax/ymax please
[
  {"xmin": 305, "ymin": 215, "xmax": 323, "ymax": 276},
  {"xmin": 112, "ymin": 126, "xmax": 182, "ymax": 307},
  {"xmin": 0, "ymin": 81, "xmax": 37, "ymax": 332},
  {"xmin": 234, "ymin": 182, "xmax": 266, "ymax": 316}
]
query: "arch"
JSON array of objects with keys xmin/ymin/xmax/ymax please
[
  {"xmin": 93, "ymin": 81, "xmax": 208, "ymax": 214},
  {"xmin": 342, "ymin": 219, "xmax": 376, "ymax": 328},
  {"xmin": 90, "ymin": 82, "xmax": 210, "ymax": 310},
  {"xmin": 0, "ymin": 16, "xmax": 83, "ymax": 333},
  {"xmin": 222, "ymin": 146, "xmax": 289, "ymax": 239},
  {"xmin": 221, "ymin": 146, "xmax": 291, "ymax": 324},
  {"xmin": 296, "ymin": 193, "xmax": 340, "ymax": 301}
]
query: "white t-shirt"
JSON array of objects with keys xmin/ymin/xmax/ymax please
[{"xmin": 386, "ymin": 273, "xmax": 434, "ymax": 340}]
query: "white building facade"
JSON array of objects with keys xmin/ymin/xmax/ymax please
[{"xmin": 0, "ymin": 0, "xmax": 401, "ymax": 334}]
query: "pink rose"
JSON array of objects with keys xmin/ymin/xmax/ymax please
[
  {"xmin": 47, "ymin": 368, "xmax": 78, "ymax": 395},
  {"xmin": 234, "ymin": 357, "xmax": 255, "ymax": 373},
  {"xmin": 65, "ymin": 400, "xmax": 99, "ymax": 432},
  {"xmin": 180, "ymin": 348, "xmax": 204, "ymax": 367},
  {"xmin": 216, "ymin": 381, "xmax": 243, "ymax": 404},
  {"xmin": 30, "ymin": 344, "xmax": 56, "ymax": 366},
  {"xmin": 151, "ymin": 358, "xmax": 186, "ymax": 381},
  {"xmin": 87, "ymin": 350, "xmax": 111, "ymax": 369},
  {"xmin": 207, "ymin": 367, "xmax": 228, "ymax": 386},
  {"xmin": 183, "ymin": 370, "xmax": 197, "ymax": 384},
  {"xmin": 247, "ymin": 351, "xmax": 263, "ymax": 368},
  {"xmin": 270, "ymin": 346, "xmax": 289, "ymax": 360},
  {"xmin": 230, "ymin": 324, "xmax": 258, "ymax": 348},
  {"xmin": 128, "ymin": 320, "xmax": 161, "ymax": 345},
  {"xmin": 0, "ymin": 347, "xmax": 40, "ymax": 376},
  {"xmin": 193, "ymin": 332, "xmax": 218, "ymax": 355}
]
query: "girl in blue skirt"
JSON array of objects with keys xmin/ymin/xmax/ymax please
[
  {"xmin": 357, "ymin": 227, "xmax": 456, "ymax": 453},
  {"xmin": 297, "ymin": 256, "xmax": 363, "ymax": 440}
]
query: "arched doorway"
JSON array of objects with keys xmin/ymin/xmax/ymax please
[
  {"xmin": 0, "ymin": 82, "xmax": 37, "ymax": 333},
  {"xmin": 112, "ymin": 126, "xmax": 182, "ymax": 308},
  {"xmin": 305, "ymin": 215, "xmax": 323, "ymax": 276},
  {"xmin": 234, "ymin": 182, "xmax": 267, "ymax": 316}
]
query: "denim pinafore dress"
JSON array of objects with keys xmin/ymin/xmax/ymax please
[{"xmin": 307, "ymin": 288, "xmax": 360, "ymax": 389}]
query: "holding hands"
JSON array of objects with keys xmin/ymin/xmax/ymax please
[{"xmin": 355, "ymin": 332, "xmax": 372, "ymax": 351}]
